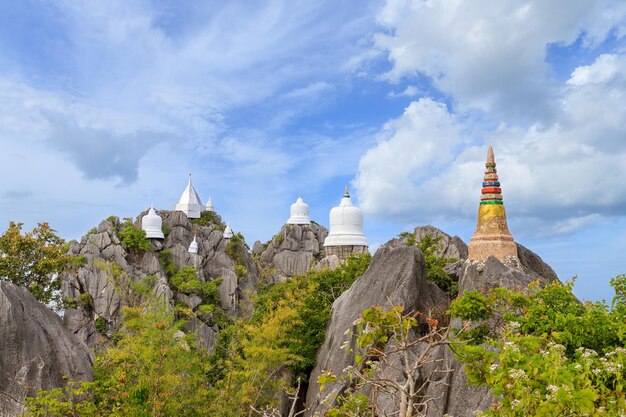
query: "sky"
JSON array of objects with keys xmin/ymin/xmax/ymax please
[{"xmin": 0, "ymin": 0, "xmax": 625, "ymax": 302}]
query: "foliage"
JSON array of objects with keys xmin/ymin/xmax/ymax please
[
  {"xmin": 0, "ymin": 221, "xmax": 75, "ymax": 307},
  {"xmin": 118, "ymin": 218, "xmax": 150, "ymax": 253},
  {"xmin": 319, "ymin": 305, "xmax": 455, "ymax": 417},
  {"xmin": 157, "ymin": 249, "xmax": 178, "ymax": 279},
  {"xmin": 225, "ymin": 232, "xmax": 247, "ymax": 266},
  {"xmin": 95, "ymin": 316, "xmax": 108, "ymax": 334},
  {"xmin": 401, "ymin": 231, "xmax": 458, "ymax": 297},
  {"xmin": 234, "ymin": 264, "xmax": 248, "ymax": 280},
  {"xmin": 450, "ymin": 277, "xmax": 626, "ymax": 416},
  {"xmin": 254, "ymin": 254, "xmax": 372, "ymax": 377},
  {"xmin": 94, "ymin": 260, "xmax": 155, "ymax": 308},
  {"xmin": 191, "ymin": 210, "xmax": 221, "ymax": 227},
  {"xmin": 161, "ymin": 223, "xmax": 170, "ymax": 238},
  {"xmin": 26, "ymin": 307, "xmax": 211, "ymax": 417}
]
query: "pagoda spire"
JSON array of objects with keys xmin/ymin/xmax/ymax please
[{"xmin": 468, "ymin": 146, "xmax": 518, "ymax": 262}]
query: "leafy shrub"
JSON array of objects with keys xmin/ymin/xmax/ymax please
[
  {"xmin": 234, "ymin": 264, "xmax": 248, "ymax": 280},
  {"xmin": 95, "ymin": 316, "xmax": 107, "ymax": 334},
  {"xmin": 191, "ymin": 210, "xmax": 220, "ymax": 227},
  {"xmin": 118, "ymin": 218, "xmax": 150, "ymax": 253}
]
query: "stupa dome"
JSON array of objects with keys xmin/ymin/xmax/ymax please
[
  {"xmin": 205, "ymin": 197, "xmax": 215, "ymax": 212},
  {"xmin": 188, "ymin": 236, "xmax": 198, "ymax": 254},
  {"xmin": 141, "ymin": 206, "xmax": 164, "ymax": 239},
  {"xmin": 323, "ymin": 186, "xmax": 368, "ymax": 247},
  {"xmin": 175, "ymin": 174, "xmax": 203, "ymax": 219},
  {"xmin": 287, "ymin": 195, "xmax": 311, "ymax": 225},
  {"xmin": 223, "ymin": 223, "xmax": 234, "ymax": 239}
]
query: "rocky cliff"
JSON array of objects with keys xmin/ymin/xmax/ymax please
[
  {"xmin": 253, "ymin": 222, "xmax": 329, "ymax": 283},
  {"xmin": 0, "ymin": 282, "xmax": 93, "ymax": 417},
  {"xmin": 304, "ymin": 226, "xmax": 560, "ymax": 416},
  {"xmin": 62, "ymin": 210, "xmax": 257, "ymax": 351}
]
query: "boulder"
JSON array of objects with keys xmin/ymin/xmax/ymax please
[
  {"xmin": 305, "ymin": 244, "xmax": 449, "ymax": 416},
  {"xmin": 0, "ymin": 282, "xmax": 93, "ymax": 417}
]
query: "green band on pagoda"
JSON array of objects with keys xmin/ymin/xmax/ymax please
[
  {"xmin": 486, "ymin": 163, "xmax": 496, "ymax": 168},
  {"xmin": 480, "ymin": 200, "xmax": 504, "ymax": 205}
]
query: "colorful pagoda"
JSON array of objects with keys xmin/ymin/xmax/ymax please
[{"xmin": 467, "ymin": 146, "xmax": 518, "ymax": 262}]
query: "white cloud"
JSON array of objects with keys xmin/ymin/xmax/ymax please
[
  {"xmin": 356, "ymin": 52, "xmax": 626, "ymax": 235},
  {"xmin": 373, "ymin": 0, "xmax": 626, "ymax": 122}
]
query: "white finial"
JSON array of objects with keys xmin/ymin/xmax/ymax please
[{"xmin": 205, "ymin": 196, "xmax": 215, "ymax": 212}]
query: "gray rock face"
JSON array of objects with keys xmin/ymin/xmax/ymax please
[
  {"xmin": 305, "ymin": 228, "xmax": 560, "ymax": 417},
  {"xmin": 305, "ymin": 244, "xmax": 449, "ymax": 416},
  {"xmin": 421, "ymin": 245, "xmax": 561, "ymax": 416},
  {"xmin": 258, "ymin": 223, "xmax": 328, "ymax": 282},
  {"xmin": 0, "ymin": 282, "xmax": 93, "ymax": 417},
  {"xmin": 62, "ymin": 210, "xmax": 258, "ymax": 350}
]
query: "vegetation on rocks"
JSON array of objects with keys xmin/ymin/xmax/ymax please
[
  {"xmin": 118, "ymin": 218, "xmax": 150, "ymax": 253},
  {"xmin": 401, "ymin": 231, "xmax": 458, "ymax": 296},
  {"xmin": 450, "ymin": 276, "xmax": 626, "ymax": 416}
]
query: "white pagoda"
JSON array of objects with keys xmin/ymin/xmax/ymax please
[
  {"xmin": 141, "ymin": 206, "xmax": 164, "ymax": 239},
  {"xmin": 323, "ymin": 186, "xmax": 368, "ymax": 259},
  {"xmin": 286, "ymin": 195, "xmax": 311, "ymax": 225},
  {"xmin": 175, "ymin": 174, "xmax": 203, "ymax": 219}
]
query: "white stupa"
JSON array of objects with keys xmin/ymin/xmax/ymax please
[
  {"xmin": 141, "ymin": 206, "xmax": 164, "ymax": 239},
  {"xmin": 323, "ymin": 186, "xmax": 368, "ymax": 258},
  {"xmin": 175, "ymin": 174, "xmax": 203, "ymax": 219},
  {"xmin": 188, "ymin": 236, "xmax": 199, "ymax": 254},
  {"xmin": 205, "ymin": 197, "xmax": 215, "ymax": 212},
  {"xmin": 287, "ymin": 195, "xmax": 311, "ymax": 225},
  {"xmin": 223, "ymin": 223, "xmax": 234, "ymax": 239}
]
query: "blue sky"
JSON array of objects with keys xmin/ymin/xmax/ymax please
[{"xmin": 1, "ymin": 0, "xmax": 625, "ymax": 302}]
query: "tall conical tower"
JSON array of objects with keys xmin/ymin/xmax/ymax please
[{"xmin": 468, "ymin": 146, "xmax": 518, "ymax": 262}]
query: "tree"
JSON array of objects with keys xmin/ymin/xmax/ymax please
[
  {"xmin": 318, "ymin": 305, "xmax": 456, "ymax": 417},
  {"xmin": 0, "ymin": 221, "xmax": 75, "ymax": 306},
  {"xmin": 26, "ymin": 306, "xmax": 212, "ymax": 417},
  {"xmin": 450, "ymin": 277, "xmax": 626, "ymax": 416}
]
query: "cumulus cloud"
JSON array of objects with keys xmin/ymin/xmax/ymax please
[
  {"xmin": 356, "ymin": 52, "xmax": 626, "ymax": 235},
  {"xmin": 373, "ymin": 0, "xmax": 626, "ymax": 122}
]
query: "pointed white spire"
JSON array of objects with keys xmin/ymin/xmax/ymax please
[
  {"xmin": 188, "ymin": 235, "xmax": 198, "ymax": 254},
  {"xmin": 175, "ymin": 173, "xmax": 203, "ymax": 219},
  {"xmin": 223, "ymin": 222, "xmax": 234, "ymax": 239},
  {"xmin": 141, "ymin": 205, "xmax": 164, "ymax": 239},
  {"xmin": 205, "ymin": 196, "xmax": 215, "ymax": 212}
]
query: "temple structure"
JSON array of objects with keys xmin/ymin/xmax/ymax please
[
  {"xmin": 287, "ymin": 195, "xmax": 311, "ymax": 225},
  {"xmin": 223, "ymin": 223, "xmax": 234, "ymax": 239},
  {"xmin": 468, "ymin": 146, "xmax": 518, "ymax": 263},
  {"xmin": 323, "ymin": 186, "xmax": 368, "ymax": 259},
  {"xmin": 175, "ymin": 174, "xmax": 203, "ymax": 219},
  {"xmin": 141, "ymin": 206, "xmax": 164, "ymax": 239},
  {"xmin": 205, "ymin": 197, "xmax": 215, "ymax": 212},
  {"xmin": 188, "ymin": 236, "xmax": 199, "ymax": 254}
]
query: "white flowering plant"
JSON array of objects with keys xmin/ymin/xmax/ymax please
[{"xmin": 450, "ymin": 276, "xmax": 626, "ymax": 416}]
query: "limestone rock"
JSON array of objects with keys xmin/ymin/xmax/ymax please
[
  {"xmin": 314, "ymin": 254, "xmax": 341, "ymax": 271},
  {"xmin": 305, "ymin": 244, "xmax": 449, "ymax": 416},
  {"xmin": 259, "ymin": 223, "xmax": 328, "ymax": 282},
  {"xmin": 0, "ymin": 282, "xmax": 93, "ymax": 417},
  {"xmin": 62, "ymin": 209, "xmax": 258, "ymax": 348}
]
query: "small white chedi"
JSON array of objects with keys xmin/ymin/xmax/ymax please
[
  {"xmin": 205, "ymin": 197, "xmax": 215, "ymax": 212},
  {"xmin": 286, "ymin": 195, "xmax": 311, "ymax": 225},
  {"xmin": 141, "ymin": 206, "xmax": 164, "ymax": 239},
  {"xmin": 323, "ymin": 186, "xmax": 368, "ymax": 259},
  {"xmin": 175, "ymin": 174, "xmax": 204, "ymax": 219},
  {"xmin": 223, "ymin": 223, "xmax": 234, "ymax": 239},
  {"xmin": 188, "ymin": 235, "xmax": 198, "ymax": 254}
]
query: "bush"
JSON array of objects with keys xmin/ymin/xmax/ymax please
[
  {"xmin": 118, "ymin": 218, "xmax": 150, "ymax": 253},
  {"xmin": 191, "ymin": 211, "xmax": 220, "ymax": 227},
  {"xmin": 95, "ymin": 316, "xmax": 107, "ymax": 334}
]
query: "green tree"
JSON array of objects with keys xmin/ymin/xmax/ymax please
[
  {"xmin": 118, "ymin": 218, "xmax": 150, "ymax": 253},
  {"xmin": 450, "ymin": 277, "xmax": 626, "ymax": 416},
  {"xmin": 26, "ymin": 306, "xmax": 211, "ymax": 417},
  {"xmin": 0, "ymin": 221, "xmax": 75, "ymax": 306}
]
